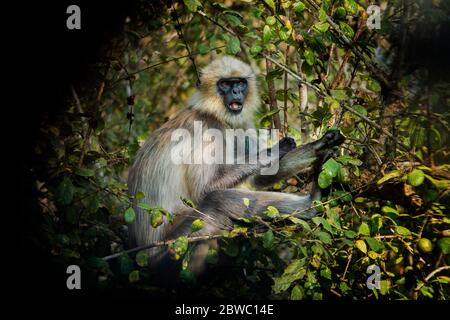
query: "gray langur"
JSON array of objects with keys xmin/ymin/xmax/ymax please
[{"xmin": 128, "ymin": 56, "xmax": 344, "ymax": 276}]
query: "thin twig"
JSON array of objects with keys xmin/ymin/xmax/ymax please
[
  {"xmin": 283, "ymin": 45, "xmax": 290, "ymax": 136},
  {"xmin": 330, "ymin": 17, "xmax": 366, "ymax": 90},
  {"xmin": 172, "ymin": 3, "xmax": 201, "ymax": 84},
  {"xmin": 113, "ymin": 46, "xmax": 225, "ymax": 84},
  {"xmin": 342, "ymin": 250, "xmax": 353, "ymax": 281},
  {"xmin": 102, "ymin": 234, "xmax": 224, "ymax": 261},
  {"xmin": 413, "ymin": 266, "xmax": 450, "ymax": 293},
  {"xmin": 266, "ymin": 56, "xmax": 282, "ymax": 131},
  {"xmin": 264, "ymin": 54, "xmax": 324, "ymax": 96}
]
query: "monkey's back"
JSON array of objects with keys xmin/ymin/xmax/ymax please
[{"xmin": 127, "ymin": 108, "xmax": 226, "ymax": 250}]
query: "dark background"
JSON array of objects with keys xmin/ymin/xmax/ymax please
[{"xmin": 12, "ymin": 0, "xmax": 135, "ymax": 300}]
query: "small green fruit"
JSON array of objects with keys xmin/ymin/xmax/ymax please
[{"xmin": 417, "ymin": 238, "xmax": 433, "ymax": 254}]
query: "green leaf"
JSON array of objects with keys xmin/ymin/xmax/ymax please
[
  {"xmin": 290, "ymin": 285, "xmax": 304, "ymax": 300},
  {"xmin": 430, "ymin": 127, "xmax": 442, "ymax": 148},
  {"xmin": 190, "ymin": 219, "xmax": 204, "ymax": 233},
  {"xmin": 312, "ymin": 216, "xmax": 333, "ymax": 233},
  {"xmin": 355, "ymin": 239, "xmax": 367, "ymax": 254},
  {"xmin": 343, "ymin": 0, "xmax": 358, "ymax": 15},
  {"xmin": 379, "ymin": 279, "xmax": 390, "ymax": 295},
  {"xmin": 345, "ymin": 230, "xmax": 357, "ymax": 239},
  {"xmin": 264, "ymin": 205, "xmax": 279, "ymax": 218},
  {"xmin": 317, "ymin": 231, "xmax": 332, "ymax": 244},
  {"xmin": 424, "ymin": 174, "xmax": 450, "ymax": 190},
  {"xmin": 181, "ymin": 197, "xmax": 196, "ymax": 208},
  {"xmin": 124, "ymin": 207, "xmax": 136, "ymax": 224},
  {"xmin": 226, "ymin": 36, "xmax": 241, "ymax": 55},
  {"xmin": 314, "ymin": 21, "xmax": 330, "ymax": 33},
  {"xmin": 377, "ymin": 170, "xmax": 401, "ymax": 184},
  {"xmin": 340, "ymin": 281, "xmax": 351, "ymax": 293},
  {"xmin": 330, "ymin": 89, "xmax": 348, "ymax": 101},
  {"xmin": 56, "ymin": 176, "xmax": 74, "ymax": 205},
  {"xmin": 118, "ymin": 255, "xmax": 134, "ymax": 275},
  {"xmin": 75, "ymin": 168, "xmax": 95, "ymax": 177},
  {"xmin": 137, "ymin": 202, "xmax": 152, "ymax": 211},
  {"xmin": 264, "ymin": 0, "xmax": 276, "ymax": 12},
  {"xmin": 334, "ymin": 7, "xmax": 347, "ymax": 19},
  {"xmin": 249, "ymin": 45, "xmax": 263, "ymax": 56},
  {"xmin": 437, "ymin": 237, "xmax": 450, "ymax": 254},
  {"xmin": 338, "ymin": 21, "xmax": 354, "ymax": 38},
  {"xmin": 365, "ymin": 237, "xmax": 384, "ymax": 253},
  {"xmin": 272, "ymin": 259, "xmax": 306, "ymax": 294},
  {"xmin": 198, "ymin": 44, "xmax": 209, "ymax": 55},
  {"xmin": 263, "ymin": 25, "xmax": 272, "ymax": 43},
  {"xmin": 318, "ymin": 170, "xmax": 332, "ymax": 189},
  {"xmin": 407, "ymin": 169, "xmax": 425, "ymax": 187},
  {"xmin": 266, "ymin": 16, "xmax": 276, "ymax": 26},
  {"xmin": 333, "ymin": 190, "xmax": 352, "ymax": 202},
  {"xmin": 278, "ymin": 29, "xmax": 289, "ymax": 41},
  {"xmin": 312, "ymin": 200, "xmax": 325, "ymax": 212},
  {"xmin": 224, "ymin": 13, "xmax": 242, "ymax": 26},
  {"xmin": 293, "ymin": 2, "xmax": 306, "ymax": 14},
  {"xmin": 128, "ymin": 270, "xmax": 139, "ymax": 283},
  {"xmin": 179, "ymin": 269, "xmax": 197, "ymax": 285},
  {"xmin": 135, "ymin": 191, "xmax": 145, "ymax": 200},
  {"xmin": 150, "ymin": 210, "xmax": 164, "ymax": 228},
  {"xmin": 289, "ymin": 217, "xmax": 311, "ymax": 231},
  {"xmin": 382, "ymin": 206, "xmax": 398, "ymax": 215},
  {"xmin": 367, "ymin": 78, "xmax": 381, "ymax": 92},
  {"xmin": 205, "ymin": 248, "xmax": 219, "ymax": 265},
  {"xmin": 395, "ymin": 226, "xmax": 411, "ymax": 237},
  {"xmin": 263, "ymin": 229, "xmax": 275, "ymax": 249},
  {"xmin": 304, "ymin": 49, "xmax": 315, "ymax": 66},
  {"xmin": 183, "ymin": 0, "xmax": 202, "ymax": 12},
  {"xmin": 170, "ymin": 236, "xmax": 189, "ymax": 258},
  {"xmin": 352, "ymin": 104, "xmax": 367, "ymax": 117},
  {"xmin": 86, "ymin": 257, "xmax": 109, "ymax": 270},
  {"xmin": 136, "ymin": 250, "xmax": 149, "ymax": 267},
  {"xmin": 320, "ymin": 267, "xmax": 332, "ymax": 279},
  {"xmin": 319, "ymin": 8, "xmax": 327, "ymax": 22},
  {"xmin": 336, "ymin": 155, "xmax": 363, "ymax": 166},
  {"xmin": 322, "ymin": 158, "xmax": 340, "ymax": 178},
  {"xmin": 358, "ymin": 222, "xmax": 371, "ymax": 236}
]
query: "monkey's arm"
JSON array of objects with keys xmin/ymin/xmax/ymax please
[
  {"xmin": 201, "ymin": 131, "xmax": 343, "ymax": 194},
  {"xmin": 250, "ymin": 130, "xmax": 345, "ymax": 188}
]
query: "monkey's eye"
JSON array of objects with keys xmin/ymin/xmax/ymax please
[
  {"xmin": 236, "ymin": 80, "xmax": 247, "ymax": 90},
  {"xmin": 218, "ymin": 80, "xmax": 231, "ymax": 91}
]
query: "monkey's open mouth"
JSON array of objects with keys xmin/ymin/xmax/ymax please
[{"xmin": 227, "ymin": 101, "xmax": 243, "ymax": 114}]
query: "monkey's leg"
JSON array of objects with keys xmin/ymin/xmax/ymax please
[
  {"xmin": 167, "ymin": 187, "xmax": 321, "ymax": 242},
  {"xmin": 250, "ymin": 129, "xmax": 345, "ymax": 188},
  {"xmin": 163, "ymin": 187, "xmax": 322, "ymax": 275}
]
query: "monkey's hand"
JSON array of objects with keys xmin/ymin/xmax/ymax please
[
  {"xmin": 313, "ymin": 130, "xmax": 345, "ymax": 168},
  {"xmin": 277, "ymin": 137, "xmax": 297, "ymax": 158},
  {"xmin": 312, "ymin": 130, "xmax": 345, "ymax": 152}
]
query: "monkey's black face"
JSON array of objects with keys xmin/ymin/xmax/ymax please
[{"xmin": 217, "ymin": 77, "xmax": 248, "ymax": 114}]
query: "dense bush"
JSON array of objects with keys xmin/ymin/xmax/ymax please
[{"xmin": 31, "ymin": 0, "xmax": 449, "ymax": 299}]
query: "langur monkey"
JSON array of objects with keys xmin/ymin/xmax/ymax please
[{"xmin": 128, "ymin": 56, "xmax": 344, "ymax": 277}]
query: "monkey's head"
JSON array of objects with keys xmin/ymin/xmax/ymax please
[{"xmin": 191, "ymin": 56, "xmax": 259, "ymax": 128}]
